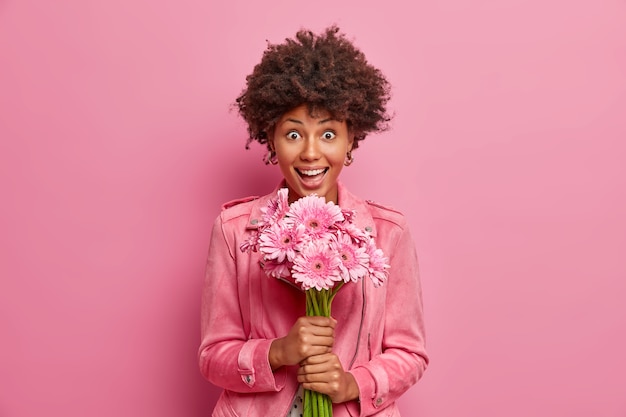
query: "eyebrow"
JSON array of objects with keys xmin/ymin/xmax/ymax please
[{"xmin": 283, "ymin": 118, "xmax": 334, "ymax": 125}]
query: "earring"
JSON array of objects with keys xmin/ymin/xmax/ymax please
[
  {"xmin": 344, "ymin": 151, "xmax": 354, "ymax": 166},
  {"xmin": 264, "ymin": 150, "xmax": 278, "ymax": 165}
]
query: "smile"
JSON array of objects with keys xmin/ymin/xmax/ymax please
[{"xmin": 296, "ymin": 168, "xmax": 328, "ymax": 177}]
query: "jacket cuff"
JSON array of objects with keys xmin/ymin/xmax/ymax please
[
  {"xmin": 349, "ymin": 366, "xmax": 388, "ymax": 416},
  {"xmin": 237, "ymin": 338, "xmax": 286, "ymax": 391}
]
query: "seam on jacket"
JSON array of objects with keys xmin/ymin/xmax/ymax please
[
  {"xmin": 219, "ymin": 216, "xmax": 236, "ymax": 261},
  {"xmin": 365, "ymin": 203, "xmax": 407, "ymax": 230}
]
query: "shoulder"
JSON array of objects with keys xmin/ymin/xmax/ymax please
[
  {"xmin": 219, "ymin": 195, "xmax": 260, "ymax": 223},
  {"xmin": 364, "ymin": 199, "xmax": 407, "ymax": 229},
  {"xmin": 339, "ymin": 183, "xmax": 408, "ymax": 231},
  {"xmin": 221, "ymin": 195, "xmax": 260, "ymax": 211}
]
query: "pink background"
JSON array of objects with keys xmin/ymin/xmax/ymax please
[{"xmin": 1, "ymin": 0, "xmax": 625, "ymax": 416}]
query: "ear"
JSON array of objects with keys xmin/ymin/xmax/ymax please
[{"xmin": 347, "ymin": 130, "xmax": 355, "ymax": 152}]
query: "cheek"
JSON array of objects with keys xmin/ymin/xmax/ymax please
[
  {"xmin": 330, "ymin": 146, "xmax": 349, "ymax": 164},
  {"xmin": 275, "ymin": 147, "xmax": 294, "ymax": 164},
  {"xmin": 276, "ymin": 157, "xmax": 289, "ymax": 172},
  {"xmin": 276, "ymin": 155, "xmax": 295, "ymax": 178}
]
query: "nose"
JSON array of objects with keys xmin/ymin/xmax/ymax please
[{"xmin": 300, "ymin": 136, "xmax": 321, "ymax": 161}]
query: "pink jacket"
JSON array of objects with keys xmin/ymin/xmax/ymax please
[{"xmin": 199, "ymin": 182, "xmax": 428, "ymax": 417}]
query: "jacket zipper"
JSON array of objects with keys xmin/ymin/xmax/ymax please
[{"xmin": 348, "ymin": 278, "xmax": 366, "ymax": 369}]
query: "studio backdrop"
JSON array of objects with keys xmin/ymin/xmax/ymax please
[{"xmin": 1, "ymin": 0, "xmax": 625, "ymax": 416}]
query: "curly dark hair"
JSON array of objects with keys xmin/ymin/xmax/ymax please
[{"xmin": 236, "ymin": 25, "xmax": 392, "ymax": 151}]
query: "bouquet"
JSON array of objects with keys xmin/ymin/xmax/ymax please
[{"xmin": 240, "ymin": 188, "xmax": 389, "ymax": 417}]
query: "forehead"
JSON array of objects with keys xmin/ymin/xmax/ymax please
[{"xmin": 279, "ymin": 104, "xmax": 333, "ymax": 123}]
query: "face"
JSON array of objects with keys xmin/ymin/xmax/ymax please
[{"xmin": 271, "ymin": 104, "xmax": 353, "ymax": 204}]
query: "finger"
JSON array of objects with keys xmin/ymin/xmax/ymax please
[
  {"xmin": 300, "ymin": 381, "xmax": 340, "ymax": 399},
  {"xmin": 298, "ymin": 370, "xmax": 338, "ymax": 384},
  {"xmin": 310, "ymin": 326, "xmax": 335, "ymax": 337},
  {"xmin": 301, "ymin": 352, "xmax": 336, "ymax": 365},
  {"xmin": 303, "ymin": 316, "xmax": 337, "ymax": 329},
  {"xmin": 308, "ymin": 335, "xmax": 334, "ymax": 347},
  {"xmin": 298, "ymin": 362, "xmax": 336, "ymax": 376},
  {"xmin": 294, "ymin": 322, "xmax": 334, "ymax": 338},
  {"xmin": 296, "ymin": 334, "xmax": 333, "ymax": 351},
  {"xmin": 297, "ymin": 345, "xmax": 333, "ymax": 361},
  {"xmin": 299, "ymin": 327, "xmax": 334, "ymax": 340}
]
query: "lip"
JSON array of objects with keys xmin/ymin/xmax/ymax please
[
  {"xmin": 294, "ymin": 167, "xmax": 329, "ymax": 189},
  {"xmin": 296, "ymin": 166, "xmax": 328, "ymax": 172}
]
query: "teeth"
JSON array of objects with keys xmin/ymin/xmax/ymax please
[{"xmin": 300, "ymin": 168, "xmax": 325, "ymax": 176}]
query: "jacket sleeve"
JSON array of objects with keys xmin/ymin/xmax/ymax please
[
  {"xmin": 198, "ymin": 214, "xmax": 287, "ymax": 393},
  {"xmin": 348, "ymin": 223, "xmax": 429, "ymax": 416}
]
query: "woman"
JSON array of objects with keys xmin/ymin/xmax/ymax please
[{"xmin": 199, "ymin": 26, "xmax": 428, "ymax": 417}]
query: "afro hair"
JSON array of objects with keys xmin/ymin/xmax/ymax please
[{"xmin": 236, "ymin": 25, "xmax": 392, "ymax": 151}]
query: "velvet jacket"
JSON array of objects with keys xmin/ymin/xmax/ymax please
[{"xmin": 199, "ymin": 182, "xmax": 428, "ymax": 417}]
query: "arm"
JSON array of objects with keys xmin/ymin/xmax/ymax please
[
  {"xmin": 296, "ymin": 222, "xmax": 429, "ymax": 414},
  {"xmin": 198, "ymin": 214, "xmax": 338, "ymax": 393},
  {"xmin": 198, "ymin": 214, "xmax": 285, "ymax": 393},
  {"xmin": 348, "ymin": 224, "xmax": 429, "ymax": 415}
]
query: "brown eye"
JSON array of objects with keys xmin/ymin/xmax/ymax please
[
  {"xmin": 322, "ymin": 131, "xmax": 336, "ymax": 140},
  {"xmin": 287, "ymin": 131, "xmax": 301, "ymax": 140}
]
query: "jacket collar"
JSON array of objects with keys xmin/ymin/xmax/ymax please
[{"xmin": 246, "ymin": 181, "xmax": 377, "ymax": 237}]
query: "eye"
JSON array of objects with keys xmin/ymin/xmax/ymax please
[
  {"xmin": 322, "ymin": 131, "xmax": 336, "ymax": 140},
  {"xmin": 287, "ymin": 131, "xmax": 301, "ymax": 140}
]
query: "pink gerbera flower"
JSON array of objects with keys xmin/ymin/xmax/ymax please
[
  {"xmin": 258, "ymin": 223, "xmax": 304, "ymax": 263},
  {"xmin": 341, "ymin": 208, "xmax": 356, "ymax": 223},
  {"xmin": 260, "ymin": 188, "xmax": 290, "ymax": 226},
  {"xmin": 260, "ymin": 259, "xmax": 292, "ymax": 279},
  {"xmin": 287, "ymin": 195, "xmax": 344, "ymax": 239},
  {"xmin": 330, "ymin": 231, "xmax": 369, "ymax": 283},
  {"xmin": 239, "ymin": 231, "xmax": 260, "ymax": 253},
  {"xmin": 335, "ymin": 222, "xmax": 369, "ymax": 245},
  {"xmin": 292, "ymin": 241, "xmax": 342, "ymax": 291},
  {"xmin": 365, "ymin": 237, "xmax": 390, "ymax": 288}
]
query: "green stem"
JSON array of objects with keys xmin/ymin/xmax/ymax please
[
  {"xmin": 312, "ymin": 390, "xmax": 318, "ymax": 417},
  {"xmin": 322, "ymin": 395, "xmax": 329, "ymax": 417},
  {"xmin": 328, "ymin": 281, "xmax": 344, "ymax": 307},
  {"xmin": 324, "ymin": 289, "xmax": 331, "ymax": 317},
  {"xmin": 317, "ymin": 391, "xmax": 324, "ymax": 417},
  {"xmin": 308, "ymin": 289, "xmax": 321, "ymax": 316},
  {"xmin": 306, "ymin": 290, "xmax": 314, "ymax": 316},
  {"xmin": 304, "ymin": 388, "xmax": 311, "ymax": 417},
  {"xmin": 304, "ymin": 290, "xmax": 336, "ymax": 416}
]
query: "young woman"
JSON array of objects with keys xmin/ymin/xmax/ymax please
[{"xmin": 199, "ymin": 26, "xmax": 428, "ymax": 417}]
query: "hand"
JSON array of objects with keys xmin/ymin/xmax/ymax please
[
  {"xmin": 297, "ymin": 353, "xmax": 360, "ymax": 403},
  {"xmin": 269, "ymin": 316, "xmax": 336, "ymax": 370}
]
